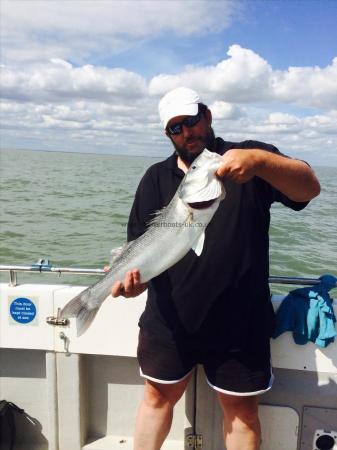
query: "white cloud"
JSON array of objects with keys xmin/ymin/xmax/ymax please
[
  {"xmin": 149, "ymin": 45, "xmax": 337, "ymax": 110},
  {"xmin": 209, "ymin": 101, "xmax": 245, "ymax": 120},
  {"xmin": 211, "ymin": 110, "xmax": 337, "ymax": 165},
  {"xmin": 271, "ymin": 58, "xmax": 337, "ymax": 109},
  {"xmin": 5, "ymin": 44, "xmax": 336, "ymax": 112},
  {"xmin": 1, "ymin": 42, "xmax": 337, "ymax": 165},
  {"xmin": 149, "ymin": 45, "xmax": 273, "ymax": 102},
  {"xmin": 1, "ymin": 0, "xmax": 239, "ymax": 63},
  {"xmin": 2, "ymin": 0, "xmax": 237, "ymax": 36},
  {"xmin": 268, "ymin": 113, "xmax": 300, "ymax": 125},
  {"xmin": 1, "ymin": 59, "xmax": 147, "ymax": 102}
]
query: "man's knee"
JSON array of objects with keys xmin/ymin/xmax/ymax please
[
  {"xmin": 143, "ymin": 378, "xmax": 189, "ymax": 409},
  {"xmin": 217, "ymin": 393, "xmax": 259, "ymax": 423}
]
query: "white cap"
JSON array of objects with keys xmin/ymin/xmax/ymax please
[{"xmin": 158, "ymin": 87, "xmax": 202, "ymax": 129}]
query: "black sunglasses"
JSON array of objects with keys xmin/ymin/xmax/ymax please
[{"xmin": 166, "ymin": 105, "xmax": 206, "ymax": 136}]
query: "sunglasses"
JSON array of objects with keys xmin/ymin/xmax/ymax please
[{"xmin": 166, "ymin": 108, "xmax": 205, "ymax": 136}]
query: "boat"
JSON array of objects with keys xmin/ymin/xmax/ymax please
[{"xmin": 0, "ymin": 262, "xmax": 336, "ymax": 450}]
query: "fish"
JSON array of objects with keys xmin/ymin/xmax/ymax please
[{"xmin": 59, "ymin": 149, "xmax": 225, "ymax": 336}]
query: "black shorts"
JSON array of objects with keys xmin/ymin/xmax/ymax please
[{"xmin": 137, "ymin": 328, "xmax": 274, "ymax": 396}]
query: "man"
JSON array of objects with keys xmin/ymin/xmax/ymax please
[{"xmin": 111, "ymin": 87, "xmax": 320, "ymax": 450}]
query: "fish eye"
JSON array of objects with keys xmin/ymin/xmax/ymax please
[{"xmin": 192, "ymin": 165, "xmax": 196, "ymax": 169}]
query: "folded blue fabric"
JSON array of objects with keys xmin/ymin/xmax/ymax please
[{"xmin": 273, "ymin": 274, "xmax": 337, "ymax": 348}]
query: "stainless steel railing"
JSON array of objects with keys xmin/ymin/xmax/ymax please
[
  {"xmin": 0, "ymin": 260, "xmax": 104, "ymax": 286},
  {"xmin": 0, "ymin": 261, "xmax": 336, "ymax": 288}
]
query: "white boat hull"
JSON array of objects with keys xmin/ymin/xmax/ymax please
[{"xmin": 1, "ymin": 283, "xmax": 336, "ymax": 450}]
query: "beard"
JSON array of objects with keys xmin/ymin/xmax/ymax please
[{"xmin": 170, "ymin": 127, "xmax": 216, "ymax": 164}]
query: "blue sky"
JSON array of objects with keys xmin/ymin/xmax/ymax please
[
  {"xmin": 1, "ymin": 0, "xmax": 337, "ymax": 165},
  {"xmin": 105, "ymin": 1, "xmax": 337, "ymax": 76}
]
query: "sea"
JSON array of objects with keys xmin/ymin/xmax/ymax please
[{"xmin": 1, "ymin": 148, "xmax": 336, "ymax": 296}]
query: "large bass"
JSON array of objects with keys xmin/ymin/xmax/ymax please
[{"xmin": 60, "ymin": 149, "xmax": 225, "ymax": 336}]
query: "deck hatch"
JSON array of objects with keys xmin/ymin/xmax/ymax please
[{"xmin": 301, "ymin": 406, "xmax": 337, "ymax": 450}]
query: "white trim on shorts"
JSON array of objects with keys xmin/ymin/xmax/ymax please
[
  {"xmin": 206, "ymin": 364, "xmax": 275, "ymax": 396},
  {"xmin": 139, "ymin": 367, "xmax": 195, "ymax": 385},
  {"xmin": 140, "ymin": 359, "xmax": 275, "ymax": 395}
]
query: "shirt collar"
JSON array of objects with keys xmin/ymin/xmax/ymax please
[{"xmin": 164, "ymin": 152, "xmax": 185, "ymax": 177}]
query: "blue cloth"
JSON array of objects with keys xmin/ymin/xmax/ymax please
[{"xmin": 273, "ymin": 274, "xmax": 337, "ymax": 348}]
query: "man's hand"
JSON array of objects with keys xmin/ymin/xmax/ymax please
[
  {"xmin": 111, "ymin": 269, "xmax": 148, "ymax": 298},
  {"xmin": 216, "ymin": 149, "xmax": 261, "ymax": 183}
]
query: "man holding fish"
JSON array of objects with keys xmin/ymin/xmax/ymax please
[{"xmin": 110, "ymin": 87, "xmax": 320, "ymax": 450}]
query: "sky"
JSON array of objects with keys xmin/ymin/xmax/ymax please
[{"xmin": 1, "ymin": 0, "xmax": 337, "ymax": 166}]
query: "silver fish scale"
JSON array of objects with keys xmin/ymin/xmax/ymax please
[{"xmin": 95, "ymin": 194, "xmax": 191, "ymax": 293}]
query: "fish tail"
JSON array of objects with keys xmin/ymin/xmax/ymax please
[
  {"xmin": 59, "ymin": 280, "xmax": 111, "ymax": 335},
  {"xmin": 59, "ymin": 288, "xmax": 99, "ymax": 337},
  {"xmin": 76, "ymin": 306, "xmax": 99, "ymax": 337},
  {"xmin": 59, "ymin": 288, "xmax": 89, "ymax": 318}
]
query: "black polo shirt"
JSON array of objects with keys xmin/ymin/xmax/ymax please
[{"xmin": 127, "ymin": 138, "xmax": 308, "ymax": 349}]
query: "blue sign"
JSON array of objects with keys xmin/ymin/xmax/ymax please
[{"xmin": 10, "ymin": 297, "xmax": 37, "ymax": 324}]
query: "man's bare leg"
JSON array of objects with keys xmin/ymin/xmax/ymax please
[
  {"xmin": 218, "ymin": 393, "xmax": 261, "ymax": 450},
  {"xmin": 134, "ymin": 375, "xmax": 191, "ymax": 450}
]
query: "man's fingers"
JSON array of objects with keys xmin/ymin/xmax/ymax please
[
  {"xmin": 111, "ymin": 269, "xmax": 142, "ymax": 299},
  {"xmin": 132, "ymin": 269, "xmax": 141, "ymax": 285},
  {"xmin": 216, "ymin": 164, "xmax": 230, "ymax": 179},
  {"xmin": 111, "ymin": 281, "xmax": 123, "ymax": 297},
  {"xmin": 216, "ymin": 162, "xmax": 253, "ymax": 183},
  {"xmin": 124, "ymin": 271, "xmax": 134, "ymax": 293}
]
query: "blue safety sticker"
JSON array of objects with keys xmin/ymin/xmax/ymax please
[{"xmin": 9, "ymin": 297, "xmax": 37, "ymax": 324}]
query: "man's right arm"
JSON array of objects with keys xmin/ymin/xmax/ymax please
[{"xmin": 216, "ymin": 148, "xmax": 320, "ymax": 202}]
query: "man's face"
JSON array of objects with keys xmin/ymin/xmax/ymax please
[{"xmin": 166, "ymin": 108, "xmax": 215, "ymax": 164}]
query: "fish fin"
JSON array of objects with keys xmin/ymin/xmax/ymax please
[
  {"xmin": 146, "ymin": 203, "xmax": 171, "ymax": 227},
  {"xmin": 76, "ymin": 306, "xmax": 99, "ymax": 337},
  {"xmin": 59, "ymin": 288, "xmax": 89, "ymax": 318},
  {"xmin": 110, "ymin": 245, "xmax": 125, "ymax": 264},
  {"xmin": 60, "ymin": 291, "xmax": 101, "ymax": 336},
  {"xmin": 192, "ymin": 232, "xmax": 205, "ymax": 256}
]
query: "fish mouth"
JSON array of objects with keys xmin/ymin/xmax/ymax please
[{"xmin": 188, "ymin": 199, "xmax": 216, "ymax": 209}]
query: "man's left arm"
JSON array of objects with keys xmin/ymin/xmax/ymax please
[{"xmin": 216, "ymin": 148, "xmax": 321, "ymax": 202}]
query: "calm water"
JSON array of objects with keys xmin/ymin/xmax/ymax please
[{"xmin": 1, "ymin": 148, "xmax": 336, "ymax": 295}]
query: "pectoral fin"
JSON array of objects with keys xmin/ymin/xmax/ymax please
[
  {"xmin": 110, "ymin": 245, "xmax": 124, "ymax": 263},
  {"xmin": 192, "ymin": 232, "xmax": 205, "ymax": 256}
]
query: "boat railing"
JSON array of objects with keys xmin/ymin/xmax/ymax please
[{"xmin": 0, "ymin": 260, "xmax": 336, "ymax": 288}]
